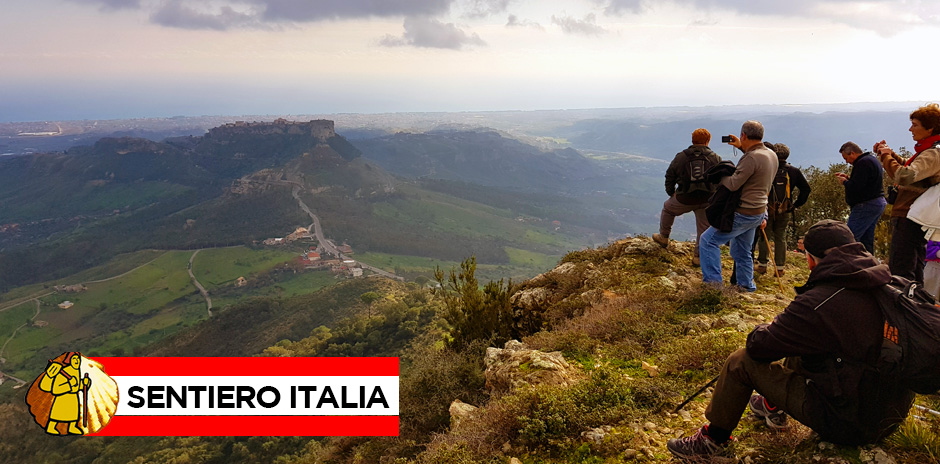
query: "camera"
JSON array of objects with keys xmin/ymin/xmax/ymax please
[{"xmin": 721, "ymin": 135, "xmax": 733, "ymax": 143}]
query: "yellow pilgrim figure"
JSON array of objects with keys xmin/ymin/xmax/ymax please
[{"xmin": 38, "ymin": 352, "xmax": 91, "ymax": 435}]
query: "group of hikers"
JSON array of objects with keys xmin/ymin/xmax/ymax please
[{"xmin": 649, "ymin": 103, "xmax": 940, "ymax": 461}]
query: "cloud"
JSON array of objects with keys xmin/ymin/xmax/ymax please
[
  {"xmin": 551, "ymin": 13, "xmax": 607, "ymax": 35},
  {"xmin": 462, "ymin": 0, "xmax": 512, "ymax": 18},
  {"xmin": 151, "ymin": 2, "xmax": 265, "ymax": 31},
  {"xmin": 601, "ymin": 0, "xmax": 644, "ymax": 14},
  {"xmin": 380, "ymin": 16, "xmax": 486, "ymax": 49},
  {"xmin": 597, "ymin": 0, "xmax": 940, "ymax": 35},
  {"xmin": 506, "ymin": 14, "xmax": 544, "ymax": 30},
  {"xmin": 255, "ymin": 0, "xmax": 455, "ymax": 22},
  {"xmin": 65, "ymin": 0, "xmax": 141, "ymax": 10}
]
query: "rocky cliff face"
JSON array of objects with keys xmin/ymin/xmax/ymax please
[{"xmin": 207, "ymin": 119, "xmax": 335, "ymax": 140}]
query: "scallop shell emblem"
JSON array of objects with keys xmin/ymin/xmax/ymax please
[{"xmin": 25, "ymin": 352, "xmax": 119, "ymax": 435}]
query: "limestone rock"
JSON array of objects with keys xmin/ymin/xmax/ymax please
[
  {"xmin": 448, "ymin": 399, "xmax": 477, "ymax": 428},
  {"xmin": 718, "ymin": 312, "xmax": 754, "ymax": 333},
  {"xmin": 684, "ymin": 315, "xmax": 713, "ymax": 332},
  {"xmin": 484, "ymin": 340, "xmax": 578, "ymax": 395},
  {"xmin": 860, "ymin": 447, "xmax": 896, "ymax": 464},
  {"xmin": 581, "ymin": 425, "xmax": 613, "ymax": 444},
  {"xmin": 511, "ymin": 287, "xmax": 552, "ymax": 311},
  {"xmin": 641, "ymin": 361, "xmax": 659, "ymax": 377},
  {"xmin": 656, "ymin": 276, "xmax": 677, "ymax": 292}
]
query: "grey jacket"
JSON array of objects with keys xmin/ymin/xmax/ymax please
[{"xmin": 720, "ymin": 144, "xmax": 778, "ymax": 214}]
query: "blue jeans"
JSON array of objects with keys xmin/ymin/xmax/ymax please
[
  {"xmin": 846, "ymin": 197, "xmax": 886, "ymax": 254},
  {"xmin": 699, "ymin": 212, "xmax": 767, "ymax": 292}
]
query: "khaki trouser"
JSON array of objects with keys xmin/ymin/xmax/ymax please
[
  {"xmin": 659, "ymin": 195, "xmax": 709, "ymax": 257},
  {"xmin": 705, "ymin": 348, "xmax": 814, "ymax": 432}
]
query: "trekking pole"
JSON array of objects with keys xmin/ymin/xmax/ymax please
[
  {"xmin": 673, "ymin": 375, "xmax": 720, "ymax": 413},
  {"xmin": 761, "ymin": 228, "xmax": 786, "ymax": 293},
  {"xmin": 915, "ymin": 404, "xmax": 940, "ymax": 417}
]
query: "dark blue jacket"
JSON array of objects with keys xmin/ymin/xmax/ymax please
[{"xmin": 844, "ymin": 152, "xmax": 885, "ymax": 207}]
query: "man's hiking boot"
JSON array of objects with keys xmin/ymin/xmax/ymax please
[
  {"xmin": 775, "ymin": 267, "xmax": 785, "ymax": 277},
  {"xmin": 667, "ymin": 425, "xmax": 734, "ymax": 461},
  {"xmin": 692, "ymin": 255, "xmax": 700, "ymax": 267},
  {"xmin": 748, "ymin": 394, "xmax": 789, "ymax": 431},
  {"xmin": 756, "ymin": 264, "xmax": 768, "ymax": 275},
  {"xmin": 652, "ymin": 233, "xmax": 669, "ymax": 248}
]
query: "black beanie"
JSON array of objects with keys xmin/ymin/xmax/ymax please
[{"xmin": 803, "ymin": 220, "xmax": 856, "ymax": 258}]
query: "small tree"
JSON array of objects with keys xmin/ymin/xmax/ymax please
[
  {"xmin": 798, "ymin": 162, "xmax": 891, "ymax": 260},
  {"xmin": 434, "ymin": 256, "xmax": 513, "ymax": 351},
  {"xmin": 797, "ymin": 163, "xmax": 850, "ymax": 242}
]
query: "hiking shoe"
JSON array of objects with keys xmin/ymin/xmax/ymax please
[
  {"xmin": 755, "ymin": 264, "xmax": 768, "ymax": 275},
  {"xmin": 692, "ymin": 256, "xmax": 700, "ymax": 267},
  {"xmin": 748, "ymin": 394, "xmax": 789, "ymax": 431},
  {"xmin": 652, "ymin": 233, "xmax": 669, "ymax": 248},
  {"xmin": 774, "ymin": 267, "xmax": 785, "ymax": 277},
  {"xmin": 667, "ymin": 426, "xmax": 734, "ymax": 461}
]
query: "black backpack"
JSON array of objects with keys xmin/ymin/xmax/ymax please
[
  {"xmin": 685, "ymin": 147, "xmax": 715, "ymax": 193},
  {"xmin": 769, "ymin": 165, "xmax": 792, "ymax": 214},
  {"xmin": 870, "ymin": 276, "xmax": 940, "ymax": 394}
]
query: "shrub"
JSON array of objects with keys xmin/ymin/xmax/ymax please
[
  {"xmin": 677, "ymin": 284, "xmax": 731, "ymax": 314},
  {"xmin": 398, "ymin": 340, "xmax": 487, "ymax": 442},
  {"xmin": 658, "ymin": 329, "xmax": 746, "ymax": 374},
  {"xmin": 423, "ymin": 364, "xmax": 636, "ymax": 459},
  {"xmin": 887, "ymin": 416, "xmax": 940, "ymax": 463}
]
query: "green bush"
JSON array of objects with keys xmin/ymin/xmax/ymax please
[{"xmin": 677, "ymin": 285, "xmax": 729, "ymax": 314}]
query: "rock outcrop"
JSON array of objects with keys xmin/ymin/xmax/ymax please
[{"xmin": 484, "ymin": 340, "xmax": 579, "ymax": 395}]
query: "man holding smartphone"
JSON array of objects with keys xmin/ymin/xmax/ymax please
[{"xmin": 835, "ymin": 141, "xmax": 886, "ymax": 254}]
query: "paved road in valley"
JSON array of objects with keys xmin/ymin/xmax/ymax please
[
  {"xmin": 289, "ymin": 184, "xmax": 404, "ymax": 281},
  {"xmin": 188, "ymin": 250, "xmax": 213, "ymax": 317}
]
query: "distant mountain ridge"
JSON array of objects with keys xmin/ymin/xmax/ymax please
[
  {"xmin": 0, "ymin": 119, "xmax": 360, "ymax": 223},
  {"xmin": 353, "ymin": 129, "xmax": 625, "ymax": 195}
]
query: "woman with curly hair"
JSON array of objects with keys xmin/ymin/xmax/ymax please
[{"xmin": 874, "ymin": 103, "xmax": 940, "ymax": 282}]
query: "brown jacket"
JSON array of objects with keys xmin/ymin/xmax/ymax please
[{"xmin": 880, "ymin": 146, "xmax": 940, "ymax": 217}]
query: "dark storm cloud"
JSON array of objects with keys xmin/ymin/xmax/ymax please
[
  {"xmin": 379, "ymin": 16, "xmax": 486, "ymax": 49},
  {"xmin": 551, "ymin": 13, "xmax": 607, "ymax": 35},
  {"xmin": 151, "ymin": 1, "xmax": 264, "ymax": 30},
  {"xmin": 254, "ymin": 0, "xmax": 454, "ymax": 22}
]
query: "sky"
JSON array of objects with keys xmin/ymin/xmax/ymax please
[{"xmin": 2, "ymin": 0, "xmax": 939, "ymax": 121}]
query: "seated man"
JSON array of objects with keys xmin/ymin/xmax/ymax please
[{"xmin": 668, "ymin": 220, "xmax": 914, "ymax": 460}]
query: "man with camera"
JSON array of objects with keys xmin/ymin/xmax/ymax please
[
  {"xmin": 652, "ymin": 128, "xmax": 721, "ymax": 266},
  {"xmin": 669, "ymin": 220, "xmax": 914, "ymax": 461},
  {"xmin": 835, "ymin": 141, "xmax": 886, "ymax": 255},
  {"xmin": 698, "ymin": 120, "xmax": 777, "ymax": 292}
]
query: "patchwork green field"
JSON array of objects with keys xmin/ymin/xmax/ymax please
[
  {"xmin": 0, "ymin": 245, "xmax": 318, "ymax": 380},
  {"xmin": 372, "ymin": 186, "xmax": 585, "ymax": 252},
  {"xmin": 192, "ymin": 246, "xmax": 299, "ymax": 289},
  {"xmin": 355, "ymin": 247, "xmax": 562, "ymax": 283}
]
